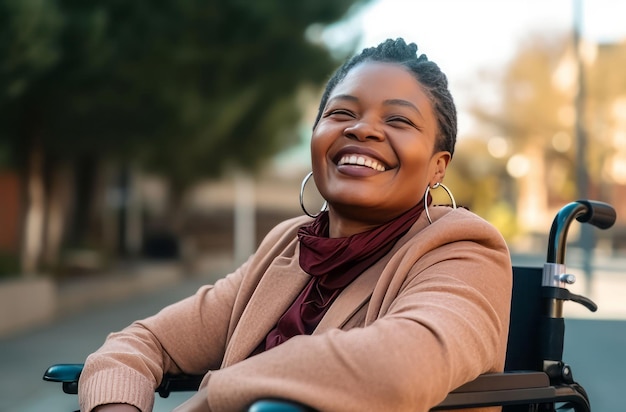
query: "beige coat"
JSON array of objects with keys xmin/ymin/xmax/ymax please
[{"xmin": 79, "ymin": 207, "xmax": 512, "ymax": 412}]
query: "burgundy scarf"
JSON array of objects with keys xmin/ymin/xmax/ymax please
[{"xmin": 254, "ymin": 201, "xmax": 425, "ymax": 354}]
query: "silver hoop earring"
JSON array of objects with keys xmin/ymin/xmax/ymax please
[
  {"xmin": 424, "ymin": 182, "xmax": 457, "ymax": 224},
  {"xmin": 300, "ymin": 172, "xmax": 328, "ymax": 218}
]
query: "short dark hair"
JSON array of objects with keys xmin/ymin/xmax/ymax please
[{"xmin": 314, "ymin": 38, "xmax": 457, "ymax": 157}]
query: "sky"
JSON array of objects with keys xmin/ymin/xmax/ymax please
[
  {"xmin": 274, "ymin": 0, "xmax": 626, "ymax": 171},
  {"xmin": 335, "ymin": 0, "xmax": 626, "ymax": 80}
]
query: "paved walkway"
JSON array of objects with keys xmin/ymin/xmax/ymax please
[{"xmin": 0, "ymin": 271, "xmax": 225, "ymax": 412}]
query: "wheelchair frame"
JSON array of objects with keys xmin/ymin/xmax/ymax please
[{"xmin": 43, "ymin": 199, "xmax": 617, "ymax": 411}]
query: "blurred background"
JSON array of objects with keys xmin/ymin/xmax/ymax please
[{"xmin": 1, "ymin": 0, "xmax": 626, "ymax": 410}]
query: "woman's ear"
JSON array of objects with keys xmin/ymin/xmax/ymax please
[{"xmin": 430, "ymin": 151, "xmax": 451, "ymax": 184}]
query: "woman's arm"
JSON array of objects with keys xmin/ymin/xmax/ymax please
[
  {"xmin": 78, "ymin": 268, "xmax": 246, "ymax": 412},
  {"xmin": 78, "ymin": 216, "xmax": 309, "ymax": 412}
]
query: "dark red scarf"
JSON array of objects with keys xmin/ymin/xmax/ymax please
[{"xmin": 255, "ymin": 201, "xmax": 425, "ymax": 354}]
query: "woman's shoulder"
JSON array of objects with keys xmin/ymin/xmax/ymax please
[
  {"xmin": 417, "ymin": 205, "xmax": 508, "ymax": 247},
  {"xmin": 395, "ymin": 207, "xmax": 512, "ymax": 276},
  {"xmin": 431, "ymin": 205, "xmax": 496, "ymax": 228}
]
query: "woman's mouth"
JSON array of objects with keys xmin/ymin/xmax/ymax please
[{"xmin": 337, "ymin": 154, "xmax": 386, "ymax": 172}]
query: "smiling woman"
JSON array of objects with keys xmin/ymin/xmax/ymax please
[{"xmin": 79, "ymin": 38, "xmax": 512, "ymax": 412}]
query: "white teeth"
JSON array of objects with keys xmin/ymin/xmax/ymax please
[{"xmin": 338, "ymin": 155, "xmax": 386, "ymax": 171}]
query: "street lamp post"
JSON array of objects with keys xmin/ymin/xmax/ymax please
[{"xmin": 573, "ymin": 0, "xmax": 594, "ymax": 293}]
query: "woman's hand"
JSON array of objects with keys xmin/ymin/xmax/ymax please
[{"xmin": 93, "ymin": 404, "xmax": 140, "ymax": 412}]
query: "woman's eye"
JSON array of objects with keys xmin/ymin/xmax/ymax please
[
  {"xmin": 326, "ymin": 109, "xmax": 354, "ymax": 119},
  {"xmin": 388, "ymin": 116, "xmax": 415, "ymax": 127}
]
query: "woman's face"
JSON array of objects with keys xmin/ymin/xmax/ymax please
[{"xmin": 311, "ymin": 62, "xmax": 450, "ymax": 236}]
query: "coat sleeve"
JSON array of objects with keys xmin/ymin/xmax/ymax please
[
  {"xmin": 78, "ymin": 216, "xmax": 310, "ymax": 412},
  {"xmin": 77, "ymin": 265, "xmax": 245, "ymax": 412},
  {"xmin": 201, "ymin": 212, "xmax": 512, "ymax": 412}
]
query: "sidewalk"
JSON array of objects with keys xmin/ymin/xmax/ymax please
[
  {"xmin": 0, "ymin": 253, "xmax": 237, "ymax": 339},
  {"xmin": 55, "ymin": 253, "xmax": 238, "ymax": 315},
  {"xmin": 0, "ymin": 271, "xmax": 226, "ymax": 412}
]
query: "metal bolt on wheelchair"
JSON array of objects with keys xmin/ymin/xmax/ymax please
[{"xmin": 43, "ymin": 199, "xmax": 617, "ymax": 411}]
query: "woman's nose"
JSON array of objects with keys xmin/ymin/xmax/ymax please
[{"xmin": 343, "ymin": 119, "xmax": 384, "ymax": 141}]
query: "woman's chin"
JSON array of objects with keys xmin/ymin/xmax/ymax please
[{"xmin": 330, "ymin": 199, "xmax": 390, "ymax": 216}]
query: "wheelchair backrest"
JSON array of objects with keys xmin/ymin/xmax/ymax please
[{"xmin": 504, "ymin": 266, "xmax": 544, "ymax": 372}]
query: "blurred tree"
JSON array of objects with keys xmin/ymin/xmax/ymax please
[
  {"xmin": 466, "ymin": 31, "xmax": 626, "ymax": 240},
  {"xmin": 0, "ymin": 0, "xmax": 368, "ymax": 275},
  {"xmin": 466, "ymin": 32, "xmax": 577, "ymax": 234}
]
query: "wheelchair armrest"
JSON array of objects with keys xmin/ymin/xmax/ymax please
[
  {"xmin": 43, "ymin": 363, "xmax": 84, "ymax": 394},
  {"xmin": 431, "ymin": 371, "xmax": 588, "ymax": 410},
  {"xmin": 43, "ymin": 363, "xmax": 203, "ymax": 398},
  {"xmin": 248, "ymin": 372, "xmax": 555, "ymax": 412},
  {"xmin": 156, "ymin": 373, "xmax": 203, "ymax": 398},
  {"xmin": 449, "ymin": 371, "xmax": 549, "ymax": 392},
  {"xmin": 248, "ymin": 399, "xmax": 314, "ymax": 412}
]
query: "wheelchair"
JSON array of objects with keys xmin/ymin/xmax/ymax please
[{"xmin": 44, "ymin": 199, "xmax": 617, "ymax": 411}]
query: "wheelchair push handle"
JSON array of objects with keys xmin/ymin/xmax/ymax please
[
  {"xmin": 547, "ymin": 200, "xmax": 616, "ymax": 265},
  {"xmin": 540, "ymin": 199, "xmax": 615, "ymax": 379},
  {"xmin": 543, "ymin": 199, "xmax": 615, "ymax": 312}
]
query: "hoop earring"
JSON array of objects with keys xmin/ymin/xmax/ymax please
[
  {"xmin": 424, "ymin": 182, "xmax": 457, "ymax": 224},
  {"xmin": 300, "ymin": 171, "xmax": 328, "ymax": 218}
]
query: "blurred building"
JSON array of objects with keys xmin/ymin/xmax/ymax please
[{"xmin": 0, "ymin": 171, "xmax": 21, "ymax": 254}]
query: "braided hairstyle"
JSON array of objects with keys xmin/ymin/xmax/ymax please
[{"xmin": 313, "ymin": 38, "xmax": 457, "ymax": 157}]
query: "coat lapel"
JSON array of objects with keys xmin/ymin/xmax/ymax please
[
  {"xmin": 314, "ymin": 212, "xmax": 433, "ymax": 333},
  {"xmin": 313, "ymin": 249, "xmax": 391, "ymax": 333},
  {"xmin": 222, "ymin": 250, "xmax": 310, "ymax": 366}
]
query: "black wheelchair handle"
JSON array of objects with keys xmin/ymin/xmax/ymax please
[
  {"xmin": 547, "ymin": 200, "xmax": 616, "ymax": 264},
  {"xmin": 574, "ymin": 200, "xmax": 617, "ymax": 229}
]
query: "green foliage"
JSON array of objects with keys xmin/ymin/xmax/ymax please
[
  {"xmin": 0, "ymin": 0, "xmax": 62, "ymax": 100},
  {"xmin": 0, "ymin": 251, "xmax": 20, "ymax": 279},
  {"xmin": 0, "ymin": 0, "xmax": 367, "ymax": 184}
]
